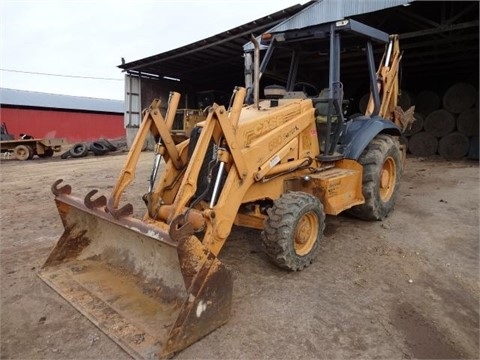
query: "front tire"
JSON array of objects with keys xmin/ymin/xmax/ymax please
[
  {"xmin": 348, "ymin": 134, "xmax": 403, "ymax": 220},
  {"xmin": 262, "ymin": 192, "xmax": 325, "ymax": 271}
]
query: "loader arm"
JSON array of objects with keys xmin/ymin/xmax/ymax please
[
  {"xmin": 107, "ymin": 92, "xmax": 182, "ymax": 217},
  {"xmin": 150, "ymin": 87, "xmax": 316, "ymax": 256},
  {"xmin": 39, "ymin": 90, "xmax": 236, "ymax": 360}
]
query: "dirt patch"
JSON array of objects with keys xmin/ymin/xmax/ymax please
[
  {"xmin": 393, "ymin": 302, "xmax": 464, "ymax": 359},
  {"xmin": 0, "ymin": 153, "xmax": 478, "ymax": 359}
]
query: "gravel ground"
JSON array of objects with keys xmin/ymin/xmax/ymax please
[{"xmin": 1, "ymin": 152, "xmax": 478, "ymax": 359}]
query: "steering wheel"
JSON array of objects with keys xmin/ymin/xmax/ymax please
[{"xmin": 293, "ymin": 82, "xmax": 319, "ymax": 97}]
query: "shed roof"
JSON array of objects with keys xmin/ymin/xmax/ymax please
[
  {"xmin": 0, "ymin": 88, "xmax": 124, "ymax": 113},
  {"xmin": 118, "ymin": 2, "xmax": 313, "ymax": 88},
  {"xmin": 118, "ymin": 1, "xmax": 478, "ymax": 92},
  {"xmin": 244, "ymin": 0, "xmax": 413, "ymax": 51}
]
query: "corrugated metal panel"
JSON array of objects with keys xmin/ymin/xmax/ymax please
[
  {"xmin": 0, "ymin": 107, "xmax": 125, "ymax": 142},
  {"xmin": 0, "ymin": 88, "xmax": 124, "ymax": 113},
  {"xmin": 244, "ymin": 0, "xmax": 413, "ymax": 51},
  {"xmin": 272, "ymin": 0, "xmax": 413, "ymax": 32}
]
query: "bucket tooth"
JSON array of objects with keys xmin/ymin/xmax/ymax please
[
  {"xmin": 106, "ymin": 196, "xmax": 134, "ymax": 219},
  {"xmin": 52, "ymin": 179, "xmax": 71, "ymax": 196},
  {"xmin": 40, "ymin": 194, "xmax": 232, "ymax": 360},
  {"xmin": 84, "ymin": 189, "xmax": 107, "ymax": 210}
]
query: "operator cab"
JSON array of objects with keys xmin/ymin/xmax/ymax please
[
  {"xmin": 245, "ymin": 18, "xmax": 394, "ymax": 161},
  {"xmin": 263, "ymin": 83, "xmax": 346, "ymax": 161}
]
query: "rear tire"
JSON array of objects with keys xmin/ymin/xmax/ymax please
[
  {"xmin": 348, "ymin": 134, "xmax": 402, "ymax": 220},
  {"xmin": 38, "ymin": 148, "xmax": 54, "ymax": 158},
  {"xmin": 13, "ymin": 145, "xmax": 32, "ymax": 161},
  {"xmin": 262, "ymin": 192, "xmax": 325, "ymax": 271},
  {"xmin": 27, "ymin": 146, "xmax": 35, "ymax": 159}
]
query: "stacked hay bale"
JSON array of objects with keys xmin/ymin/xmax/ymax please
[{"xmin": 405, "ymin": 83, "xmax": 478, "ymax": 160}]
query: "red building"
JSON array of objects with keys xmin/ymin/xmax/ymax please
[{"xmin": 0, "ymin": 88, "xmax": 124, "ymax": 143}]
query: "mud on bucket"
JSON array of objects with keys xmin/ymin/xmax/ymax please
[{"xmin": 38, "ymin": 188, "xmax": 232, "ymax": 360}]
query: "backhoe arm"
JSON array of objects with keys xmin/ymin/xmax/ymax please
[{"xmin": 366, "ymin": 35, "xmax": 414, "ymax": 131}]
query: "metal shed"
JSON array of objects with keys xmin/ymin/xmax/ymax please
[
  {"xmin": 243, "ymin": 0, "xmax": 478, "ymax": 84},
  {"xmin": 118, "ymin": 2, "xmax": 311, "ymax": 137},
  {"xmin": 119, "ymin": 0, "xmax": 478, "ymax": 152},
  {"xmin": 0, "ymin": 88, "xmax": 125, "ymax": 143},
  {"xmin": 119, "ymin": 3, "xmax": 309, "ymax": 90}
]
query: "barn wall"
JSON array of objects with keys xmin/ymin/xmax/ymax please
[{"xmin": 0, "ymin": 107, "xmax": 124, "ymax": 143}]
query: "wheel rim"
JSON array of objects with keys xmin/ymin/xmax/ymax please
[
  {"xmin": 18, "ymin": 148, "xmax": 28, "ymax": 157},
  {"xmin": 294, "ymin": 211, "xmax": 318, "ymax": 256},
  {"xmin": 15, "ymin": 146, "xmax": 30, "ymax": 160},
  {"xmin": 379, "ymin": 156, "xmax": 396, "ymax": 201}
]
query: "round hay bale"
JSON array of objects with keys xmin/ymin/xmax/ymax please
[
  {"xmin": 414, "ymin": 90, "xmax": 440, "ymax": 116},
  {"xmin": 424, "ymin": 109, "xmax": 456, "ymax": 137},
  {"xmin": 438, "ymin": 132, "xmax": 470, "ymax": 160},
  {"xmin": 468, "ymin": 136, "xmax": 479, "ymax": 160},
  {"xmin": 456, "ymin": 108, "xmax": 479, "ymax": 136},
  {"xmin": 408, "ymin": 132, "xmax": 438, "ymax": 157},
  {"xmin": 398, "ymin": 90, "xmax": 413, "ymax": 111},
  {"xmin": 404, "ymin": 113, "xmax": 424, "ymax": 136},
  {"xmin": 443, "ymin": 82, "xmax": 477, "ymax": 114}
]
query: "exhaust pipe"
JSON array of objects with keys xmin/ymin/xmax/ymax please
[{"xmin": 250, "ymin": 34, "xmax": 260, "ymax": 109}]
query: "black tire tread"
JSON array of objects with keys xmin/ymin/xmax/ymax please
[
  {"xmin": 89, "ymin": 141, "xmax": 109, "ymax": 156},
  {"xmin": 348, "ymin": 134, "xmax": 402, "ymax": 221},
  {"xmin": 27, "ymin": 146, "xmax": 35, "ymax": 160},
  {"xmin": 70, "ymin": 143, "xmax": 89, "ymax": 158},
  {"xmin": 60, "ymin": 150, "xmax": 72, "ymax": 159},
  {"xmin": 38, "ymin": 148, "xmax": 54, "ymax": 158},
  {"xmin": 99, "ymin": 138, "xmax": 118, "ymax": 151},
  {"xmin": 262, "ymin": 192, "xmax": 325, "ymax": 271}
]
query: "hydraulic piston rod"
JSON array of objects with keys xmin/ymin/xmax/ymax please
[{"xmin": 209, "ymin": 161, "xmax": 225, "ymax": 208}]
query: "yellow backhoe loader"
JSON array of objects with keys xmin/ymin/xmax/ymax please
[{"xmin": 39, "ymin": 19, "xmax": 413, "ymax": 359}]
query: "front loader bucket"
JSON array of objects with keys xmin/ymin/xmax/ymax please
[{"xmin": 38, "ymin": 181, "xmax": 232, "ymax": 359}]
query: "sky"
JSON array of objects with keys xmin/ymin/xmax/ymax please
[{"xmin": 0, "ymin": 0, "xmax": 309, "ymax": 100}]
